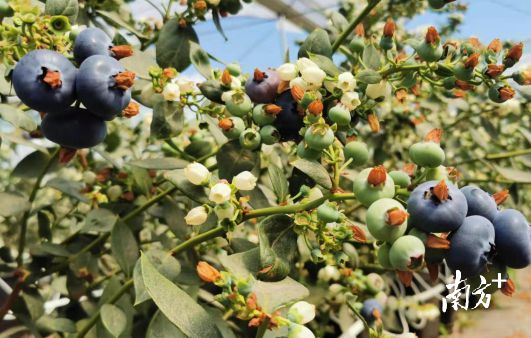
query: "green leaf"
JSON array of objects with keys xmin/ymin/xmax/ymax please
[
  {"xmin": 140, "ymin": 254, "xmax": 220, "ymax": 338},
  {"xmin": 212, "ymin": 9, "xmax": 228, "ymax": 41},
  {"xmin": 362, "ymin": 43, "xmax": 382, "ymax": 70},
  {"xmin": 130, "ymin": 157, "xmax": 188, "ymax": 170},
  {"xmin": 146, "ymin": 311, "xmax": 187, "ymax": 338},
  {"xmin": 291, "ymin": 158, "xmax": 332, "ymax": 189},
  {"xmin": 356, "ymin": 69, "xmax": 382, "ymax": 84},
  {"xmin": 308, "ymin": 53, "xmax": 339, "ymax": 76},
  {"xmin": 151, "ymin": 101, "xmax": 184, "ymax": 139},
  {"xmin": 493, "ymin": 166, "xmax": 531, "ymax": 183},
  {"xmin": 298, "ymin": 28, "xmax": 332, "ymax": 58},
  {"xmin": 36, "ymin": 316, "xmax": 76, "ymax": 333},
  {"xmin": 45, "ymin": 0, "xmax": 79, "ymax": 23},
  {"xmin": 330, "ymin": 12, "xmax": 348, "ymax": 32},
  {"xmin": 12, "ymin": 150, "xmax": 57, "ymax": 178},
  {"xmin": 0, "ymin": 192, "xmax": 30, "ymax": 217},
  {"xmin": 131, "ymin": 166, "xmax": 152, "ymax": 196},
  {"xmin": 30, "ymin": 242, "xmax": 71, "ymax": 257},
  {"xmin": 268, "ymin": 165, "xmax": 288, "ymax": 203},
  {"xmin": 0, "ymin": 104, "xmax": 37, "ymax": 131},
  {"xmin": 46, "ymin": 177, "xmax": 89, "ymax": 202},
  {"xmin": 257, "ymin": 215, "xmax": 297, "ymax": 281},
  {"xmin": 37, "ymin": 211, "xmax": 52, "ymax": 241},
  {"xmin": 96, "ymin": 10, "xmax": 148, "ymax": 40},
  {"xmin": 133, "ymin": 249, "xmax": 182, "ymax": 305},
  {"xmin": 216, "ymin": 140, "xmax": 260, "ymax": 180},
  {"xmin": 189, "ymin": 41, "xmax": 212, "ymax": 79},
  {"xmin": 219, "ymin": 248, "xmax": 309, "ymax": 313},
  {"xmin": 245, "ymin": 186, "xmax": 272, "ymax": 209},
  {"xmin": 82, "ymin": 209, "xmax": 118, "ymax": 233},
  {"xmin": 100, "ymin": 304, "xmax": 127, "ymax": 338},
  {"xmin": 156, "ymin": 20, "xmax": 198, "ymax": 71},
  {"xmin": 164, "ymin": 169, "xmax": 209, "ymax": 204},
  {"xmin": 111, "ymin": 222, "xmax": 138, "ymax": 277},
  {"xmin": 119, "ymin": 48, "xmax": 156, "ymax": 79}
]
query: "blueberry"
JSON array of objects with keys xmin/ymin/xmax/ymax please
[
  {"xmin": 460, "ymin": 186, "xmax": 498, "ymax": 221},
  {"xmin": 352, "ymin": 166, "xmax": 395, "ymax": 207},
  {"xmin": 492, "ymin": 209, "xmax": 531, "ymax": 269},
  {"xmin": 41, "ymin": 107, "xmax": 107, "ymax": 149},
  {"xmin": 407, "ymin": 180, "xmax": 467, "ymax": 233},
  {"xmin": 76, "ymin": 55, "xmax": 134, "ymax": 120},
  {"xmin": 389, "ymin": 235, "xmax": 425, "ymax": 271},
  {"xmin": 12, "ymin": 50, "xmax": 76, "ymax": 112},
  {"xmin": 273, "ymin": 90, "xmax": 304, "ymax": 141},
  {"xmin": 446, "ymin": 216, "xmax": 495, "ymax": 278},
  {"xmin": 245, "ymin": 68, "xmax": 280, "ymax": 104},
  {"xmin": 366, "ymin": 198, "xmax": 408, "ymax": 243},
  {"xmin": 73, "ymin": 27, "xmax": 133, "ymax": 64},
  {"xmin": 360, "ymin": 299, "xmax": 383, "ymax": 322}
]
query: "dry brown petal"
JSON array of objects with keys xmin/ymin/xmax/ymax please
[
  {"xmin": 290, "ymin": 85, "xmax": 305, "ymax": 102},
  {"xmin": 386, "ymin": 208, "xmax": 408, "ymax": 226},
  {"xmin": 110, "ymin": 45, "xmax": 134, "ymax": 60},
  {"xmin": 196, "ymin": 261, "xmax": 221, "ymax": 283},
  {"xmin": 464, "ymin": 53, "xmax": 480, "ymax": 69},
  {"xmin": 455, "ymin": 79, "xmax": 475, "ymax": 91},
  {"xmin": 221, "ymin": 69, "xmax": 232, "ymax": 86},
  {"xmin": 397, "ymin": 270, "xmax": 413, "ymax": 287},
  {"xmin": 367, "ymin": 113, "xmax": 380, "ymax": 133},
  {"xmin": 253, "ymin": 68, "xmax": 265, "ymax": 82},
  {"xmin": 383, "ymin": 18, "xmax": 395, "ymax": 38},
  {"xmin": 218, "ymin": 118, "xmax": 233, "ymax": 130},
  {"xmin": 501, "ymin": 278, "xmax": 516, "ymax": 297},
  {"xmin": 427, "ymin": 263, "xmax": 439, "ymax": 282},
  {"xmin": 425, "ymin": 26, "xmax": 440, "ymax": 45},
  {"xmin": 424, "ymin": 128, "xmax": 443, "ymax": 143},
  {"xmin": 59, "ymin": 147, "xmax": 77, "ymax": 164},
  {"xmin": 403, "ymin": 163, "xmax": 416, "ymax": 176},
  {"xmin": 122, "ymin": 101, "xmax": 140, "ymax": 118},
  {"xmin": 499, "ymin": 86, "xmax": 515, "ymax": 101},
  {"xmin": 368, "ymin": 165, "xmax": 387, "ymax": 186},
  {"xmin": 433, "ymin": 179, "xmax": 449, "ymax": 202},
  {"xmin": 485, "ymin": 64, "xmax": 505, "ymax": 78},
  {"xmin": 307, "ymin": 100, "xmax": 323, "ymax": 115},
  {"xmin": 395, "ymin": 88, "xmax": 408, "ymax": 103},
  {"xmin": 42, "ymin": 70, "xmax": 62, "ymax": 89},
  {"xmin": 264, "ymin": 104, "xmax": 282, "ymax": 115},
  {"xmin": 492, "ymin": 189, "xmax": 509, "ymax": 205},
  {"xmin": 114, "ymin": 71, "xmax": 136, "ymax": 90},
  {"xmin": 427, "ymin": 234, "xmax": 450, "ymax": 249},
  {"xmin": 354, "ymin": 23, "xmax": 365, "ymax": 37},
  {"xmin": 506, "ymin": 42, "xmax": 523, "ymax": 62},
  {"xmin": 487, "ymin": 38, "xmax": 502, "ymax": 53}
]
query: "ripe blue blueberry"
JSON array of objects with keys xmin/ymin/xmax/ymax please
[
  {"xmin": 73, "ymin": 27, "xmax": 133, "ymax": 64},
  {"xmin": 273, "ymin": 90, "xmax": 304, "ymax": 141},
  {"xmin": 407, "ymin": 180, "xmax": 467, "ymax": 233},
  {"xmin": 460, "ymin": 186, "xmax": 498, "ymax": 221},
  {"xmin": 446, "ymin": 215, "xmax": 495, "ymax": 278},
  {"xmin": 360, "ymin": 299, "xmax": 383, "ymax": 322},
  {"xmin": 41, "ymin": 107, "xmax": 107, "ymax": 149},
  {"xmin": 76, "ymin": 55, "xmax": 134, "ymax": 120},
  {"xmin": 492, "ymin": 209, "xmax": 531, "ymax": 269},
  {"xmin": 12, "ymin": 50, "xmax": 76, "ymax": 112},
  {"xmin": 245, "ymin": 68, "xmax": 280, "ymax": 104}
]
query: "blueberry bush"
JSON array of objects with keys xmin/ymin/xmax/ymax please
[{"xmin": 0, "ymin": 0, "xmax": 530, "ymax": 337}]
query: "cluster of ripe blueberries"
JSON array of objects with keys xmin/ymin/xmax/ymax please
[{"xmin": 12, "ymin": 27, "xmax": 135, "ymax": 149}]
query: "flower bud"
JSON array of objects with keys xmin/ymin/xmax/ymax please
[
  {"xmin": 301, "ymin": 67, "xmax": 326, "ymax": 86},
  {"xmin": 487, "ymin": 38, "xmax": 502, "ymax": 53},
  {"xmin": 232, "ymin": 171, "xmax": 257, "ymax": 191},
  {"xmin": 162, "ymin": 82, "xmax": 181, "ymax": 101},
  {"xmin": 366, "ymin": 81, "xmax": 389, "ymax": 99},
  {"xmin": 337, "ymin": 72, "xmax": 356, "ymax": 92},
  {"xmin": 296, "ymin": 57, "xmax": 318, "ymax": 72},
  {"xmin": 185, "ymin": 206, "xmax": 208, "ymax": 225},
  {"xmin": 513, "ymin": 69, "xmax": 531, "ymax": 85},
  {"xmin": 196, "ymin": 261, "xmax": 221, "ymax": 282},
  {"xmin": 288, "ymin": 324, "xmax": 315, "ymax": 338},
  {"xmin": 277, "ymin": 63, "xmax": 298, "ymax": 81},
  {"xmin": 485, "ymin": 64, "xmax": 505, "ymax": 78},
  {"xmin": 184, "ymin": 162, "xmax": 210, "ymax": 185},
  {"xmin": 504, "ymin": 42, "xmax": 523, "ymax": 68},
  {"xmin": 340, "ymin": 91, "xmax": 361, "ymax": 110},
  {"xmin": 317, "ymin": 265, "xmax": 341, "ymax": 282},
  {"xmin": 383, "ymin": 18, "xmax": 395, "ymax": 38},
  {"xmin": 214, "ymin": 203, "xmax": 235, "ymax": 220},
  {"xmin": 209, "ymin": 182, "xmax": 232, "ymax": 204},
  {"xmin": 288, "ymin": 301, "xmax": 316, "ymax": 324}
]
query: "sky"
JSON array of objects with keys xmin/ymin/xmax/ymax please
[{"xmin": 162, "ymin": 0, "xmax": 531, "ymax": 74}]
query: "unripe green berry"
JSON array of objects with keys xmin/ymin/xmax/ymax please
[
  {"xmin": 304, "ymin": 125, "xmax": 335, "ymax": 151},
  {"xmin": 239, "ymin": 128, "xmax": 261, "ymax": 150},
  {"xmin": 328, "ymin": 105, "xmax": 351, "ymax": 126},
  {"xmin": 296, "ymin": 142, "xmax": 321, "ymax": 161},
  {"xmin": 389, "ymin": 170, "xmax": 411, "ymax": 188},
  {"xmin": 409, "ymin": 141, "xmax": 445, "ymax": 168},
  {"xmin": 259, "ymin": 125, "xmax": 280, "ymax": 145},
  {"xmin": 344, "ymin": 141, "xmax": 369, "ymax": 167}
]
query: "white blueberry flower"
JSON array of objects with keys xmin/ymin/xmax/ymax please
[
  {"xmin": 214, "ymin": 203, "xmax": 235, "ymax": 220},
  {"xmin": 232, "ymin": 171, "xmax": 257, "ymax": 191},
  {"xmin": 184, "ymin": 162, "xmax": 210, "ymax": 185},
  {"xmin": 185, "ymin": 206, "xmax": 208, "ymax": 225},
  {"xmin": 301, "ymin": 67, "xmax": 326, "ymax": 86},
  {"xmin": 337, "ymin": 72, "xmax": 356, "ymax": 92},
  {"xmin": 340, "ymin": 92, "xmax": 361, "ymax": 110},
  {"xmin": 296, "ymin": 58, "xmax": 319, "ymax": 72},
  {"xmin": 176, "ymin": 77, "xmax": 196, "ymax": 93},
  {"xmin": 317, "ymin": 265, "xmax": 341, "ymax": 282},
  {"xmin": 290, "ymin": 77, "xmax": 308, "ymax": 90},
  {"xmin": 230, "ymin": 77, "xmax": 242, "ymax": 89},
  {"xmin": 288, "ymin": 301, "xmax": 316, "ymax": 324},
  {"xmin": 277, "ymin": 63, "xmax": 298, "ymax": 81},
  {"xmin": 209, "ymin": 182, "xmax": 232, "ymax": 204},
  {"xmin": 162, "ymin": 82, "xmax": 181, "ymax": 101},
  {"xmin": 366, "ymin": 80, "xmax": 390, "ymax": 99},
  {"xmin": 288, "ymin": 323, "xmax": 315, "ymax": 338}
]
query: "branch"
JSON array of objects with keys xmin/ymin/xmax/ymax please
[
  {"xmin": 331, "ymin": 0, "xmax": 383, "ymax": 52},
  {"xmin": 452, "ymin": 148, "xmax": 531, "ymax": 166}
]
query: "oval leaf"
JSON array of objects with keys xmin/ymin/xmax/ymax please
[
  {"xmin": 45, "ymin": 0, "xmax": 79, "ymax": 23},
  {"xmin": 101, "ymin": 304, "xmax": 127, "ymax": 338},
  {"xmin": 356, "ymin": 69, "xmax": 382, "ymax": 84},
  {"xmin": 156, "ymin": 20, "xmax": 198, "ymax": 71},
  {"xmin": 291, "ymin": 158, "xmax": 332, "ymax": 189},
  {"xmin": 0, "ymin": 104, "xmax": 37, "ymax": 131},
  {"xmin": 111, "ymin": 222, "xmax": 139, "ymax": 277},
  {"xmin": 140, "ymin": 254, "xmax": 220, "ymax": 338},
  {"xmin": 130, "ymin": 157, "xmax": 188, "ymax": 170}
]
